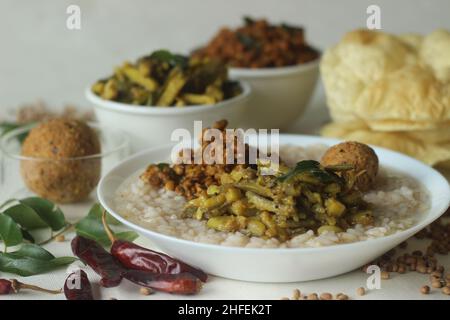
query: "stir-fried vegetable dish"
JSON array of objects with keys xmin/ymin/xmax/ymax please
[{"xmin": 92, "ymin": 50, "xmax": 242, "ymax": 106}]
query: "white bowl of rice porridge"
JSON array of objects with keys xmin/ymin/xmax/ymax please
[{"xmin": 98, "ymin": 135, "xmax": 450, "ymax": 282}]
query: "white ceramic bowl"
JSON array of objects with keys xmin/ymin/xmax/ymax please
[
  {"xmin": 229, "ymin": 60, "xmax": 319, "ymax": 130},
  {"xmin": 86, "ymin": 81, "xmax": 251, "ymax": 152},
  {"xmin": 98, "ymin": 135, "xmax": 450, "ymax": 283}
]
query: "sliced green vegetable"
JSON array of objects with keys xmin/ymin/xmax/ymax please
[{"xmin": 235, "ymin": 181, "xmax": 274, "ymax": 198}]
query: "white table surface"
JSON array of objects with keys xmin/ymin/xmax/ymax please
[{"xmin": 1, "ymin": 92, "xmax": 449, "ymax": 301}]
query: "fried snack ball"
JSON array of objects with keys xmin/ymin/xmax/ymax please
[
  {"xmin": 21, "ymin": 118, "xmax": 101, "ymax": 203},
  {"xmin": 321, "ymin": 141, "xmax": 378, "ymax": 191}
]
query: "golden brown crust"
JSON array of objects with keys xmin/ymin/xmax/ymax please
[
  {"xmin": 22, "ymin": 118, "xmax": 101, "ymax": 159},
  {"xmin": 20, "ymin": 118, "xmax": 101, "ymax": 203},
  {"xmin": 321, "ymin": 141, "xmax": 379, "ymax": 192},
  {"xmin": 320, "ymin": 29, "xmax": 450, "ymax": 128},
  {"xmin": 321, "ymin": 121, "xmax": 450, "ymax": 166}
]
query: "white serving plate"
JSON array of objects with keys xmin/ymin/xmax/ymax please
[{"xmin": 97, "ymin": 135, "xmax": 450, "ymax": 283}]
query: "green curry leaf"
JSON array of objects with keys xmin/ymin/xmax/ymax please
[
  {"xmin": 14, "ymin": 244, "xmax": 55, "ymax": 261},
  {"xmin": 0, "ymin": 252, "xmax": 76, "ymax": 277},
  {"xmin": 277, "ymin": 160, "xmax": 342, "ymax": 184},
  {"xmin": 75, "ymin": 203, "xmax": 138, "ymax": 246},
  {"xmin": 20, "ymin": 228, "xmax": 35, "ymax": 244},
  {"xmin": 0, "ymin": 213, "xmax": 23, "ymax": 249},
  {"xmin": 20, "ymin": 197, "xmax": 66, "ymax": 231},
  {"xmin": 3, "ymin": 204, "xmax": 48, "ymax": 230},
  {"xmin": 150, "ymin": 50, "xmax": 189, "ymax": 69}
]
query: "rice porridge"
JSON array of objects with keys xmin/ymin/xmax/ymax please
[{"xmin": 113, "ymin": 144, "xmax": 430, "ymax": 248}]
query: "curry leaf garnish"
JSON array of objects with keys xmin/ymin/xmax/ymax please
[
  {"xmin": 150, "ymin": 50, "xmax": 189, "ymax": 69},
  {"xmin": 0, "ymin": 214, "xmax": 23, "ymax": 249},
  {"xmin": 236, "ymin": 33, "xmax": 260, "ymax": 50},
  {"xmin": 243, "ymin": 16, "xmax": 255, "ymax": 25},
  {"xmin": 20, "ymin": 197, "xmax": 66, "ymax": 231},
  {"xmin": 75, "ymin": 203, "xmax": 138, "ymax": 246},
  {"xmin": 0, "ymin": 245, "xmax": 76, "ymax": 277},
  {"xmin": 277, "ymin": 160, "xmax": 342, "ymax": 184}
]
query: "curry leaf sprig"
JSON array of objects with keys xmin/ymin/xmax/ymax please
[
  {"xmin": 75, "ymin": 203, "xmax": 138, "ymax": 246},
  {"xmin": 0, "ymin": 244, "xmax": 77, "ymax": 277},
  {"xmin": 0, "ymin": 197, "xmax": 75, "ymax": 276},
  {"xmin": 276, "ymin": 160, "xmax": 343, "ymax": 184},
  {"xmin": 0, "ymin": 196, "xmax": 138, "ymax": 277},
  {"xmin": 0, "ymin": 197, "xmax": 67, "ymax": 249}
]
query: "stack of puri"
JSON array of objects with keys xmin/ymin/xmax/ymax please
[{"xmin": 320, "ymin": 29, "xmax": 450, "ymax": 178}]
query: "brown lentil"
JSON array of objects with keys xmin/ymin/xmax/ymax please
[
  {"xmin": 431, "ymin": 280, "xmax": 443, "ymax": 289},
  {"xmin": 139, "ymin": 287, "xmax": 153, "ymax": 296},
  {"xmin": 320, "ymin": 292, "xmax": 333, "ymax": 300},
  {"xmin": 442, "ymin": 286, "xmax": 450, "ymax": 295},
  {"xmin": 307, "ymin": 293, "xmax": 319, "ymax": 300},
  {"xmin": 55, "ymin": 235, "xmax": 65, "ymax": 242},
  {"xmin": 356, "ymin": 287, "xmax": 365, "ymax": 296},
  {"xmin": 420, "ymin": 285, "xmax": 430, "ymax": 294},
  {"xmin": 431, "ymin": 271, "xmax": 442, "ymax": 278},
  {"xmin": 140, "ymin": 120, "xmax": 254, "ymax": 200},
  {"xmin": 381, "ymin": 271, "xmax": 390, "ymax": 280},
  {"xmin": 336, "ymin": 293, "xmax": 349, "ymax": 300},
  {"xmin": 292, "ymin": 289, "xmax": 301, "ymax": 300},
  {"xmin": 417, "ymin": 265, "xmax": 427, "ymax": 274}
]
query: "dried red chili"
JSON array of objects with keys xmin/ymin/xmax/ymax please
[
  {"xmin": 64, "ymin": 270, "xmax": 94, "ymax": 300},
  {"xmin": 124, "ymin": 270, "xmax": 202, "ymax": 295},
  {"xmin": 102, "ymin": 211, "xmax": 207, "ymax": 282},
  {"xmin": 71, "ymin": 236, "xmax": 124, "ymax": 288},
  {"xmin": 0, "ymin": 278, "xmax": 61, "ymax": 295},
  {"xmin": 0, "ymin": 279, "xmax": 14, "ymax": 294}
]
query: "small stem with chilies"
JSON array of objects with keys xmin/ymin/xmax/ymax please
[
  {"xmin": 10, "ymin": 279, "xmax": 62, "ymax": 295},
  {"xmin": 102, "ymin": 210, "xmax": 116, "ymax": 244}
]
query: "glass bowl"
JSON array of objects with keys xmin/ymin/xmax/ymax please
[{"xmin": 0, "ymin": 122, "xmax": 129, "ymax": 207}]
